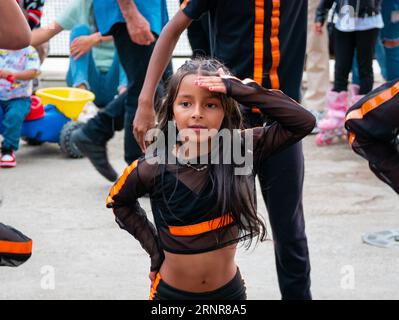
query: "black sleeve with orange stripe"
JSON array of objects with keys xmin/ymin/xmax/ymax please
[
  {"xmin": 106, "ymin": 159, "xmax": 164, "ymax": 272},
  {"xmin": 0, "ymin": 223, "xmax": 32, "ymax": 267},
  {"xmin": 345, "ymin": 79, "xmax": 399, "ymax": 194},
  {"xmin": 181, "ymin": 0, "xmax": 213, "ymax": 20},
  {"xmin": 223, "ymin": 77, "xmax": 316, "ymax": 167}
]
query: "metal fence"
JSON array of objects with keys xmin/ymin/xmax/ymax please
[{"xmin": 42, "ymin": 0, "xmax": 192, "ymax": 56}]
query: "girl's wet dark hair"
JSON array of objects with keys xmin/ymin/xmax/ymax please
[{"xmin": 156, "ymin": 58, "xmax": 266, "ymax": 247}]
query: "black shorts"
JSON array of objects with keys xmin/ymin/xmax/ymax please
[{"xmin": 149, "ymin": 268, "xmax": 247, "ymax": 300}]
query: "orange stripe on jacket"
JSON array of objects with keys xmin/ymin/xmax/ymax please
[
  {"xmin": 0, "ymin": 240, "xmax": 32, "ymax": 255},
  {"xmin": 106, "ymin": 159, "xmax": 139, "ymax": 207},
  {"xmin": 168, "ymin": 214, "xmax": 234, "ymax": 236},
  {"xmin": 269, "ymin": 0, "xmax": 281, "ymax": 89},
  {"xmin": 254, "ymin": 0, "xmax": 265, "ymax": 85},
  {"xmin": 180, "ymin": 0, "xmax": 190, "ymax": 10},
  {"xmin": 149, "ymin": 272, "xmax": 162, "ymax": 300},
  {"xmin": 346, "ymin": 81, "xmax": 399, "ymax": 121},
  {"xmin": 348, "ymin": 132, "xmax": 356, "ymax": 146}
]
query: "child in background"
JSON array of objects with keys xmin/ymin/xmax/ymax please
[
  {"xmin": 314, "ymin": 0, "xmax": 383, "ymax": 145},
  {"xmin": 0, "ymin": 46, "xmax": 40, "ymax": 168},
  {"xmin": 106, "ymin": 59, "xmax": 315, "ymax": 300}
]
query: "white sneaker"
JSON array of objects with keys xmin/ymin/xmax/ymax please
[
  {"xmin": 0, "ymin": 151, "xmax": 16, "ymax": 168},
  {"xmin": 78, "ymin": 101, "xmax": 99, "ymax": 123}
]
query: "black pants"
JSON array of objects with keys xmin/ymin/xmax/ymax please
[
  {"xmin": 244, "ymin": 112, "xmax": 311, "ymax": 300},
  {"xmin": 333, "ymin": 27, "xmax": 380, "ymax": 94},
  {"xmin": 83, "ymin": 23, "xmax": 172, "ymax": 164},
  {"xmin": 241, "ymin": 0, "xmax": 311, "ymax": 300},
  {"xmin": 150, "ymin": 268, "xmax": 247, "ymax": 300}
]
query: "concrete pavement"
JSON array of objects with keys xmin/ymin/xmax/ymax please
[{"xmin": 0, "ymin": 132, "xmax": 398, "ymax": 299}]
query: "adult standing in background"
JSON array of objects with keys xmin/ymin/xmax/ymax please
[
  {"xmin": 380, "ymin": 0, "xmax": 399, "ymax": 81},
  {"xmin": 303, "ymin": 0, "xmax": 330, "ymax": 129},
  {"xmin": 353, "ymin": 0, "xmax": 399, "ymax": 82}
]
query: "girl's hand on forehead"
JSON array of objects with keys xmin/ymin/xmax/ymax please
[{"xmin": 194, "ymin": 68, "xmax": 228, "ymax": 93}]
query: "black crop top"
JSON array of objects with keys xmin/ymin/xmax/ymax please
[{"xmin": 106, "ymin": 78, "xmax": 315, "ymax": 271}]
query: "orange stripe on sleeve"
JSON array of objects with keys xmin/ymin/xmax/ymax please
[
  {"xmin": 168, "ymin": 214, "xmax": 234, "ymax": 236},
  {"xmin": 106, "ymin": 159, "xmax": 139, "ymax": 207},
  {"xmin": 0, "ymin": 240, "xmax": 32, "ymax": 255},
  {"xmin": 251, "ymin": 107, "xmax": 262, "ymax": 114},
  {"xmin": 348, "ymin": 132, "xmax": 356, "ymax": 146},
  {"xmin": 254, "ymin": 0, "xmax": 265, "ymax": 85},
  {"xmin": 149, "ymin": 272, "xmax": 162, "ymax": 300},
  {"xmin": 180, "ymin": 0, "xmax": 190, "ymax": 10},
  {"xmin": 346, "ymin": 81, "xmax": 399, "ymax": 121},
  {"xmin": 269, "ymin": 0, "xmax": 280, "ymax": 89}
]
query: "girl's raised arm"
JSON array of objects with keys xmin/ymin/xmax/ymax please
[
  {"xmin": 135, "ymin": 10, "xmax": 192, "ymax": 152},
  {"xmin": 223, "ymin": 77, "xmax": 316, "ymax": 164}
]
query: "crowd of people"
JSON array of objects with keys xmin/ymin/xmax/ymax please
[{"xmin": 0, "ymin": 0, "xmax": 398, "ymax": 301}]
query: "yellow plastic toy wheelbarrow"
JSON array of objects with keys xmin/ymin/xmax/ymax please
[{"xmin": 35, "ymin": 87, "xmax": 95, "ymax": 121}]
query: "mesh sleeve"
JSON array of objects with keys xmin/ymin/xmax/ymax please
[
  {"xmin": 223, "ymin": 77, "xmax": 316, "ymax": 165},
  {"xmin": 106, "ymin": 159, "xmax": 164, "ymax": 272}
]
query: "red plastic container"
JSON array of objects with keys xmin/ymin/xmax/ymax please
[{"xmin": 25, "ymin": 96, "xmax": 45, "ymax": 121}]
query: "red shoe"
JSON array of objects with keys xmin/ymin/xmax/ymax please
[{"xmin": 0, "ymin": 150, "xmax": 16, "ymax": 168}]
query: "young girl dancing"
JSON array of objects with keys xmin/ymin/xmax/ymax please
[{"xmin": 106, "ymin": 59, "xmax": 315, "ymax": 300}]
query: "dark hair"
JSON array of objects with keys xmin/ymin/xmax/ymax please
[{"xmin": 157, "ymin": 58, "xmax": 266, "ymax": 247}]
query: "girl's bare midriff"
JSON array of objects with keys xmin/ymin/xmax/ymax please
[{"xmin": 159, "ymin": 244, "xmax": 237, "ymax": 293}]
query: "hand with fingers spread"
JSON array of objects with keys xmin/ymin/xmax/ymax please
[
  {"xmin": 194, "ymin": 68, "xmax": 256, "ymax": 95},
  {"xmin": 194, "ymin": 68, "xmax": 228, "ymax": 93},
  {"xmin": 70, "ymin": 34, "xmax": 99, "ymax": 60}
]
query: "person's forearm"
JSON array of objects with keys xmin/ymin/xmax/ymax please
[
  {"xmin": 0, "ymin": 0, "xmax": 31, "ymax": 49},
  {"xmin": 224, "ymin": 78, "xmax": 316, "ymax": 135},
  {"xmin": 14, "ymin": 70, "xmax": 39, "ymax": 81},
  {"xmin": 31, "ymin": 22, "xmax": 63, "ymax": 47},
  {"xmin": 117, "ymin": 0, "xmax": 140, "ymax": 21},
  {"xmin": 139, "ymin": 12, "xmax": 190, "ymax": 106},
  {"xmin": 92, "ymin": 32, "xmax": 113, "ymax": 44}
]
